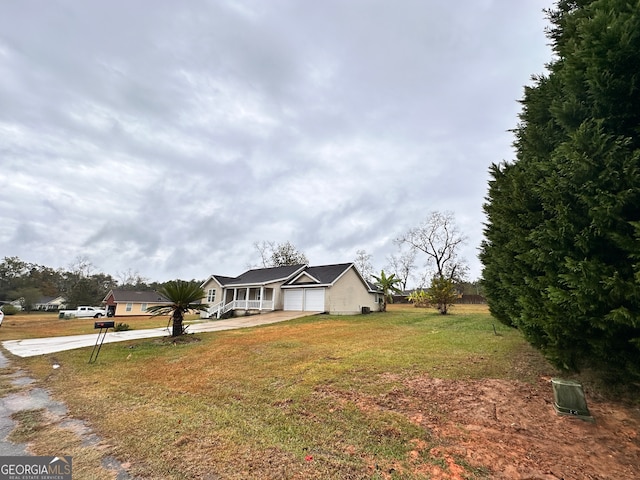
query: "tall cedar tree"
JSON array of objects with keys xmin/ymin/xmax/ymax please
[{"xmin": 481, "ymin": 0, "xmax": 640, "ymax": 380}]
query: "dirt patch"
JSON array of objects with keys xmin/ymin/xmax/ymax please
[{"xmin": 373, "ymin": 374, "xmax": 640, "ymax": 479}]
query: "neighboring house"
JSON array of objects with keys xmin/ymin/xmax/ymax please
[
  {"xmin": 33, "ymin": 296, "xmax": 67, "ymax": 311},
  {"xmin": 0, "ymin": 299, "xmax": 23, "ymax": 311},
  {"xmin": 102, "ymin": 290, "xmax": 171, "ymax": 317},
  {"xmin": 393, "ymin": 289, "xmax": 419, "ymax": 304},
  {"xmin": 10, "ymin": 299, "xmax": 22, "ymax": 310},
  {"xmin": 200, "ymin": 263, "xmax": 382, "ymax": 318}
]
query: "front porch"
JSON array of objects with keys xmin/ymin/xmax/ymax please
[{"xmin": 204, "ymin": 286, "xmax": 275, "ymax": 318}]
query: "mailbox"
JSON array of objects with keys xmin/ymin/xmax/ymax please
[
  {"xmin": 90, "ymin": 321, "xmax": 115, "ymax": 363},
  {"xmin": 94, "ymin": 321, "xmax": 115, "ymax": 329}
]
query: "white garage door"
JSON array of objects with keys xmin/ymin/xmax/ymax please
[
  {"xmin": 284, "ymin": 288, "xmax": 325, "ymax": 311},
  {"xmin": 304, "ymin": 289, "xmax": 325, "ymax": 311},
  {"xmin": 284, "ymin": 289, "xmax": 303, "ymax": 310}
]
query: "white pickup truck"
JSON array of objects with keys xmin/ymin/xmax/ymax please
[{"xmin": 59, "ymin": 306, "xmax": 107, "ymax": 319}]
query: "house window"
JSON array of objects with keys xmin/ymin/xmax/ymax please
[
  {"xmin": 126, "ymin": 303, "xmax": 132, "ymax": 312},
  {"xmin": 141, "ymin": 303, "xmax": 148, "ymax": 312},
  {"xmin": 207, "ymin": 289, "xmax": 216, "ymax": 303}
]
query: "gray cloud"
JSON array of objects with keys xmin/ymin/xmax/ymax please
[{"xmin": 0, "ymin": 0, "xmax": 554, "ymax": 283}]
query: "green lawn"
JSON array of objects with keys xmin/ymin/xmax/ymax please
[{"xmin": 10, "ymin": 305, "xmax": 552, "ymax": 479}]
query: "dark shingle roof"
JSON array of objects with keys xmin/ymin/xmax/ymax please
[
  {"xmin": 108, "ymin": 290, "xmax": 170, "ymax": 303},
  {"xmin": 37, "ymin": 296, "xmax": 57, "ymax": 304},
  {"xmin": 212, "ymin": 275, "xmax": 236, "ymax": 285},
  {"xmin": 207, "ymin": 263, "xmax": 378, "ymax": 290},
  {"xmin": 223, "ymin": 264, "xmax": 307, "ymax": 286},
  {"xmin": 292, "ymin": 263, "xmax": 353, "ymax": 285}
]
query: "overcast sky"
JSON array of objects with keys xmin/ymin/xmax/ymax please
[{"xmin": 0, "ymin": 0, "xmax": 554, "ymax": 285}]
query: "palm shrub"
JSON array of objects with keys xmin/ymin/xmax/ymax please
[
  {"xmin": 407, "ymin": 289, "xmax": 430, "ymax": 308},
  {"xmin": 146, "ymin": 280, "xmax": 209, "ymax": 337},
  {"xmin": 372, "ymin": 270, "xmax": 402, "ymax": 312}
]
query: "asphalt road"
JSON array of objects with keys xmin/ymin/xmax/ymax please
[{"xmin": 2, "ymin": 311, "xmax": 315, "ymax": 358}]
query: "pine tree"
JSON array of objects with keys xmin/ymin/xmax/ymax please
[{"xmin": 481, "ymin": 0, "xmax": 640, "ymax": 380}]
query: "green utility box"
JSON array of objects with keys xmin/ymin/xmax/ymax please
[{"xmin": 551, "ymin": 378, "xmax": 594, "ymax": 422}]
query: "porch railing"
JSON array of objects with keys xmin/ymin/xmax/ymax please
[{"xmin": 205, "ymin": 300, "xmax": 275, "ymax": 318}]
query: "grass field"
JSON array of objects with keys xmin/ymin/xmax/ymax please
[
  {"xmin": 6, "ymin": 305, "xmax": 556, "ymax": 479},
  {"xmin": 0, "ymin": 312, "xmax": 200, "ymax": 340}
]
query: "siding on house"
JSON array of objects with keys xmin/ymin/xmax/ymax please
[
  {"xmin": 201, "ymin": 263, "xmax": 382, "ymax": 317},
  {"xmin": 103, "ymin": 290, "xmax": 170, "ymax": 317},
  {"xmin": 113, "ymin": 302, "xmax": 153, "ymax": 316},
  {"xmin": 325, "ymin": 267, "xmax": 380, "ymax": 314}
]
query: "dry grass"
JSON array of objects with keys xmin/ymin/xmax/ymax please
[
  {"xmin": 8, "ymin": 408, "xmax": 47, "ymax": 443},
  {"xmin": 10, "ymin": 304, "xmax": 554, "ymax": 479},
  {"xmin": 0, "ymin": 312, "xmax": 200, "ymax": 340},
  {"xmin": 12, "ymin": 412, "xmax": 122, "ymax": 480}
]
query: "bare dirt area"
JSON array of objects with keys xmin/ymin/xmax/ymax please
[{"xmin": 379, "ymin": 374, "xmax": 640, "ymax": 479}]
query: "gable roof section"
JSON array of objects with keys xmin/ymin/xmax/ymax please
[
  {"xmin": 202, "ymin": 263, "xmax": 382, "ymax": 291},
  {"xmin": 290, "ymin": 271, "xmax": 322, "ymax": 285},
  {"xmin": 284, "ymin": 263, "xmax": 355, "ymax": 287},
  {"xmin": 36, "ymin": 296, "xmax": 57, "ymax": 304},
  {"xmin": 201, "ymin": 274, "xmax": 236, "ymax": 288},
  {"xmin": 224, "ymin": 264, "xmax": 307, "ymax": 286},
  {"xmin": 104, "ymin": 290, "xmax": 170, "ymax": 303},
  {"xmin": 35, "ymin": 296, "xmax": 66, "ymax": 307},
  {"xmin": 214, "ymin": 275, "xmax": 236, "ymax": 284}
]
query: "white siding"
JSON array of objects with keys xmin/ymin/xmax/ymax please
[{"xmin": 325, "ymin": 267, "xmax": 380, "ymax": 314}]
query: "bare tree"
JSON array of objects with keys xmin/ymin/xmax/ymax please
[
  {"xmin": 252, "ymin": 241, "xmax": 308, "ymax": 268},
  {"xmin": 396, "ymin": 211, "xmax": 468, "ymax": 282},
  {"xmin": 68, "ymin": 255, "xmax": 94, "ymax": 278},
  {"xmin": 253, "ymin": 241, "xmax": 276, "ymax": 268},
  {"xmin": 386, "ymin": 247, "xmax": 416, "ymax": 291},
  {"xmin": 353, "ymin": 249, "xmax": 374, "ymax": 281},
  {"xmin": 117, "ymin": 268, "xmax": 149, "ymax": 289}
]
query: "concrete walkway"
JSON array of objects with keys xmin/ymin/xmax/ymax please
[{"xmin": 2, "ymin": 311, "xmax": 316, "ymax": 358}]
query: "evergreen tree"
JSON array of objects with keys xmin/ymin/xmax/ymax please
[
  {"xmin": 481, "ymin": 0, "xmax": 640, "ymax": 380},
  {"xmin": 426, "ymin": 276, "xmax": 457, "ymax": 315}
]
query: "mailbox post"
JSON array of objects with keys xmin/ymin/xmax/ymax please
[{"xmin": 89, "ymin": 320, "xmax": 115, "ymax": 363}]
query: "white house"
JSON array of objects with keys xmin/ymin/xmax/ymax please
[{"xmin": 200, "ymin": 263, "xmax": 382, "ymax": 318}]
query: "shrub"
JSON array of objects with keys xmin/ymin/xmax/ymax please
[
  {"xmin": 1, "ymin": 305, "xmax": 19, "ymax": 315},
  {"xmin": 114, "ymin": 323, "xmax": 131, "ymax": 332},
  {"xmin": 407, "ymin": 290, "xmax": 430, "ymax": 308}
]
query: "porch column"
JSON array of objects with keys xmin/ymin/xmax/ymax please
[
  {"xmin": 260, "ymin": 286, "xmax": 264, "ymax": 310},
  {"xmin": 246, "ymin": 287, "xmax": 250, "ymax": 309},
  {"xmin": 218, "ymin": 288, "xmax": 224, "ymax": 317}
]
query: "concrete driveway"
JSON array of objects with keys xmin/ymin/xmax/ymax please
[{"xmin": 2, "ymin": 311, "xmax": 317, "ymax": 358}]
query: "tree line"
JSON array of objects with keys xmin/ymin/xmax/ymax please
[{"xmin": 0, "ymin": 256, "xmax": 167, "ymax": 311}]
